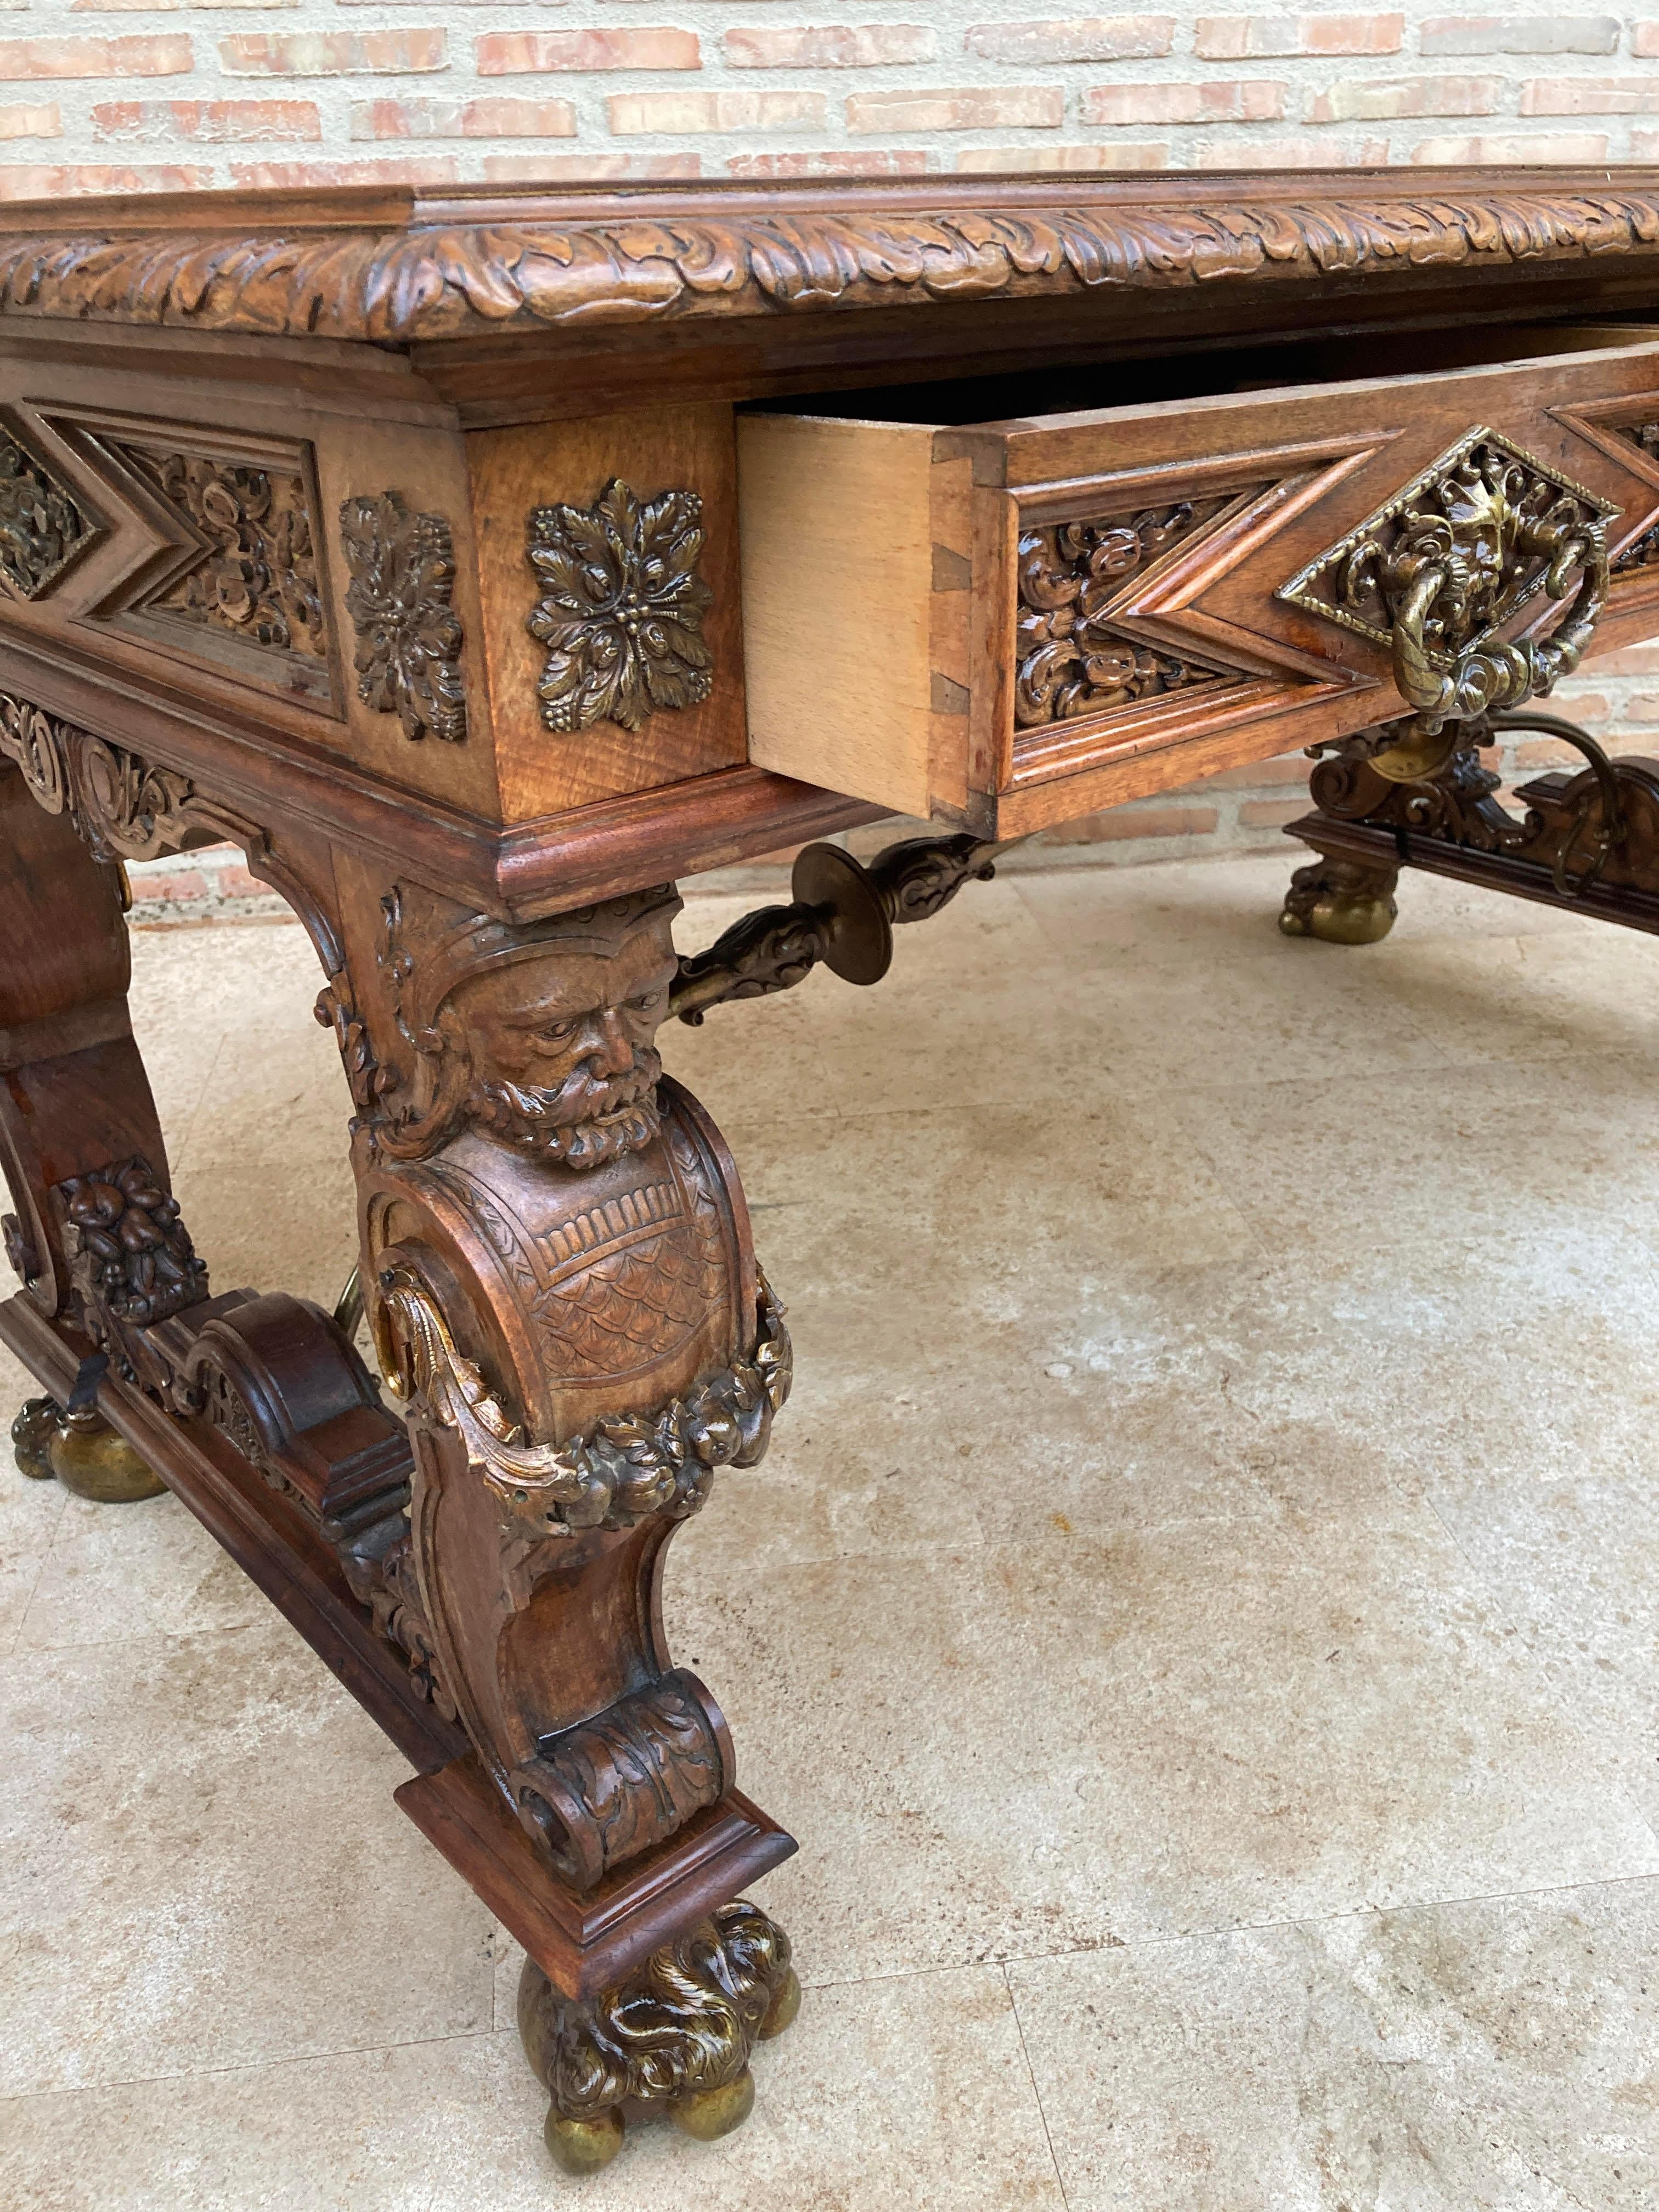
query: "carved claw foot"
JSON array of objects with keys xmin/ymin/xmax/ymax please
[
  {"xmin": 1280, "ymin": 857, "xmax": 1399, "ymax": 945},
  {"xmin": 517, "ymin": 1900, "xmax": 797, "ymax": 2177},
  {"xmin": 47, "ymin": 1404, "xmax": 165, "ymax": 1502},
  {"xmin": 11, "ymin": 1396, "xmax": 58, "ymax": 1480}
]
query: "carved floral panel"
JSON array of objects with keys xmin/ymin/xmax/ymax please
[
  {"xmin": 339, "ymin": 490, "xmax": 467, "ymax": 742},
  {"xmin": 0, "ymin": 426, "xmax": 99, "ymax": 599},
  {"xmin": 1014, "ymin": 496, "xmax": 1247, "ymax": 727},
  {"xmin": 112, "ymin": 442, "xmax": 329, "ymax": 691},
  {"xmin": 526, "ymin": 477, "xmax": 714, "ymax": 735}
]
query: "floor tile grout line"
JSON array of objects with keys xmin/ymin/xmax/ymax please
[
  {"xmin": 0, "ymin": 2016, "xmax": 509, "ymax": 2107},
  {"xmin": 15, "ymin": 1854, "xmax": 1659, "ymax": 2112},
  {"xmin": 1002, "ymin": 1960, "xmax": 1073, "ymax": 2210},
  {"xmin": 778, "ymin": 1861, "xmax": 1659, "ymax": 1999}
]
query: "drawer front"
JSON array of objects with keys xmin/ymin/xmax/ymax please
[{"xmin": 739, "ymin": 339, "xmax": 1659, "ymax": 836}]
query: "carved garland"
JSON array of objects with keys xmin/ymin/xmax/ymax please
[
  {"xmin": 1015, "ymin": 497, "xmax": 1244, "ymax": 727},
  {"xmin": 376, "ymin": 1264, "xmax": 791, "ymax": 1535},
  {"xmin": 119, "ymin": 446, "xmax": 326, "ymax": 661},
  {"xmin": 56, "ymin": 1155, "xmax": 208, "ymax": 1327},
  {"xmin": 2, "ymin": 190, "xmax": 1659, "ymax": 341}
]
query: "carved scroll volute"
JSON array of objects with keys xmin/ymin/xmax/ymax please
[{"xmin": 340, "ymin": 878, "xmax": 783, "ymax": 1889}]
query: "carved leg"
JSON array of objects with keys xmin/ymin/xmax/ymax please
[
  {"xmin": 1279, "ymin": 852, "xmax": 1400, "ymax": 945},
  {"xmin": 320, "ymin": 863, "xmax": 798, "ymax": 2171},
  {"xmin": 0, "ymin": 755, "xmax": 176, "ymax": 1499}
]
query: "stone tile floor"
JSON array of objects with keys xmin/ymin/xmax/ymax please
[{"xmin": 4, "ymin": 850, "xmax": 1659, "ymax": 2210}]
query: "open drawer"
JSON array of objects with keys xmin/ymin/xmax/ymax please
[{"xmin": 736, "ymin": 325, "xmax": 1659, "ymax": 837}]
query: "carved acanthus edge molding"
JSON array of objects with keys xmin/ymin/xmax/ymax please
[{"xmin": 2, "ymin": 185, "xmax": 1657, "ymax": 342}]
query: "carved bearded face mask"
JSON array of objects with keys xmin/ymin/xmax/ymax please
[
  {"xmin": 448, "ymin": 912, "xmax": 679, "ymax": 1169},
  {"xmin": 374, "ymin": 884, "xmax": 684, "ymax": 1169}
]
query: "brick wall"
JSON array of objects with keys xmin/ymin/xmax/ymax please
[
  {"xmin": 6, "ymin": 4, "xmax": 1659, "ymax": 191},
  {"xmin": 14, "ymin": 2, "xmax": 1656, "ymax": 909}
]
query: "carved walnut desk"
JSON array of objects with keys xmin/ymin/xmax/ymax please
[{"xmin": 5, "ymin": 169, "xmax": 1659, "ymax": 2176}]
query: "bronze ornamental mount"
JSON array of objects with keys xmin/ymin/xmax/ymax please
[{"xmin": 1279, "ymin": 425, "xmax": 1618, "ymax": 783}]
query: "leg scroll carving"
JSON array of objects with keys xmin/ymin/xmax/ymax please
[{"xmin": 517, "ymin": 1898, "xmax": 799, "ymax": 2175}]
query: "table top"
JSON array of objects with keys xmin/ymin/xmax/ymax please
[{"xmin": 2, "ymin": 167, "xmax": 1658, "ymax": 354}]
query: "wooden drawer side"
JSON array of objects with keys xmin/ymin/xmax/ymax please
[{"xmin": 738, "ymin": 414, "xmax": 935, "ymax": 817}]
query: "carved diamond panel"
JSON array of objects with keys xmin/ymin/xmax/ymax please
[{"xmin": 1612, "ymin": 421, "xmax": 1659, "ymax": 574}]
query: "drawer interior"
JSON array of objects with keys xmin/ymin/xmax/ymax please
[{"xmin": 743, "ymin": 318, "xmax": 1658, "ymax": 431}]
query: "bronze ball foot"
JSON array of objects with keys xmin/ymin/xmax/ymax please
[
  {"xmin": 758, "ymin": 1964, "xmax": 802, "ymax": 2041},
  {"xmin": 518, "ymin": 1897, "xmax": 797, "ymax": 2175},
  {"xmin": 544, "ymin": 2107, "xmax": 626, "ymax": 2177},
  {"xmin": 671, "ymin": 2069, "xmax": 755, "ymax": 2142},
  {"xmin": 1279, "ymin": 857, "xmax": 1398, "ymax": 946},
  {"xmin": 12, "ymin": 1396, "xmax": 58, "ymax": 1480},
  {"xmin": 47, "ymin": 1404, "xmax": 165, "ymax": 1502}
]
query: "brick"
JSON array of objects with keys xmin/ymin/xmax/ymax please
[
  {"xmin": 1206, "ymin": 753, "xmax": 1316, "ymax": 789},
  {"xmin": 957, "ymin": 142, "xmax": 1169, "ymax": 169},
  {"xmin": 728, "ymin": 148, "xmax": 929, "ymax": 176},
  {"xmin": 725, "ymin": 25, "xmax": 935, "ymax": 67},
  {"xmin": 848, "ymin": 85, "xmax": 1064, "ymax": 131},
  {"xmin": 481, "ymin": 151, "xmax": 702, "ymax": 180},
  {"xmin": 352, "ymin": 96, "xmax": 576, "ymax": 142},
  {"xmin": 218, "ymin": 30, "xmax": 445, "ymax": 77},
  {"xmin": 1237, "ymin": 798, "xmax": 1308, "ymax": 828},
  {"xmin": 1420, "ymin": 14, "xmax": 1620, "ymax": 54},
  {"xmin": 1638, "ymin": 24, "xmax": 1659, "ymax": 55},
  {"xmin": 0, "ymin": 36, "xmax": 192, "ymax": 80},
  {"xmin": 609, "ymin": 90, "xmax": 827, "ymax": 134},
  {"xmin": 74, "ymin": 0, "xmax": 299, "ymax": 7},
  {"xmin": 963, "ymin": 16, "xmax": 1175, "ymax": 63},
  {"xmin": 205, "ymin": 861, "xmax": 268, "ymax": 900},
  {"xmin": 94, "ymin": 98, "xmax": 318, "ymax": 143},
  {"xmin": 0, "ymin": 104, "xmax": 57, "ymax": 139},
  {"xmin": 228, "ymin": 156, "xmax": 460, "ymax": 188},
  {"xmin": 0, "ymin": 160, "xmax": 213, "ymax": 196},
  {"xmin": 1522, "ymin": 76, "xmax": 1659, "ymax": 114},
  {"xmin": 1198, "ymin": 134, "xmax": 1392, "ymax": 165},
  {"xmin": 1410, "ymin": 130, "xmax": 1610, "ymax": 160},
  {"xmin": 1584, "ymin": 644, "xmax": 1659, "ymax": 675},
  {"xmin": 125, "ymin": 867, "xmax": 211, "ymax": 904},
  {"xmin": 1195, "ymin": 13, "xmax": 1403, "ymax": 55},
  {"xmin": 1044, "ymin": 804, "xmax": 1220, "ymax": 843},
  {"xmin": 1308, "ymin": 75, "xmax": 1499, "ymax": 121},
  {"xmin": 478, "ymin": 29, "xmax": 699, "ymax": 74},
  {"xmin": 1633, "ymin": 129, "xmax": 1659, "ymax": 157},
  {"xmin": 1083, "ymin": 80, "xmax": 1283, "ymax": 124},
  {"xmin": 1623, "ymin": 693, "xmax": 1659, "ymax": 723}
]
